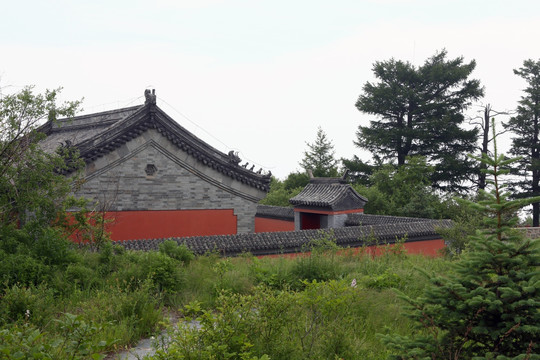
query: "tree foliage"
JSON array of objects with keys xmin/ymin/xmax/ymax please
[
  {"xmin": 355, "ymin": 49, "xmax": 484, "ymax": 192},
  {"xmin": 505, "ymin": 59, "xmax": 540, "ymax": 226},
  {"xmin": 0, "ymin": 86, "xmax": 82, "ymax": 232},
  {"xmin": 381, "ymin": 122, "xmax": 540, "ymax": 359},
  {"xmin": 353, "ymin": 156, "xmax": 457, "ymax": 219},
  {"xmin": 0, "ymin": 86, "xmax": 112, "ymax": 260},
  {"xmin": 300, "ymin": 127, "xmax": 339, "ymax": 178},
  {"xmin": 259, "ymin": 176, "xmax": 305, "ymax": 207},
  {"xmin": 341, "ymin": 155, "xmax": 380, "ymax": 186}
]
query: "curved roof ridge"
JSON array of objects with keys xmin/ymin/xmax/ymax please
[
  {"xmin": 47, "ymin": 101, "xmax": 271, "ymax": 192},
  {"xmin": 289, "ymin": 181, "xmax": 367, "ymax": 209}
]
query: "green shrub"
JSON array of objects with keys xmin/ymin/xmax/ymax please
[
  {"xmin": 0, "ymin": 252, "xmax": 49, "ymax": 288},
  {"xmin": 0, "ymin": 226, "xmax": 32, "ymax": 255},
  {"xmin": 31, "ymin": 227, "xmax": 77, "ymax": 268},
  {"xmin": 159, "ymin": 240, "xmax": 194, "ymax": 265},
  {"xmin": 105, "ymin": 280, "xmax": 162, "ymax": 339},
  {"xmin": 289, "ymin": 253, "xmax": 340, "ymax": 289},
  {"xmin": 0, "ymin": 284, "xmax": 57, "ymax": 327},
  {"xmin": 250, "ymin": 257, "xmax": 292, "ymax": 290},
  {"xmin": 65, "ymin": 263, "xmax": 100, "ymax": 290},
  {"xmin": 143, "ymin": 252, "xmax": 186, "ymax": 293},
  {"xmin": 363, "ymin": 270, "xmax": 401, "ymax": 290},
  {"xmin": 97, "ymin": 242, "xmax": 125, "ymax": 275},
  {"xmin": 112, "ymin": 251, "xmax": 185, "ymax": 293}
]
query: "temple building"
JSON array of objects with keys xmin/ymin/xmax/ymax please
[
  {"xmin": 39, "ymin": 90, "xmax": 271, "ymax": 240},
  {"xmin": 39, "ymin": 89, "xmax": 451, "ymax": 256}
]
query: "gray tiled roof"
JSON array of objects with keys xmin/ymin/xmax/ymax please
[
  {"xmin": 255, "ymin": 205, "xmax": 294, "ymax": 221},
  {"xmin": 38, "ymin": 99, "xmax": 271, "ymax": 192},
  {"xmin": 289, "ymin": 178, "xmax": 368, "ymax": 210},
  {"xmin": 345, "ymin": 213, "xmax": 435, "ymax": 226},
  {"xmin": 116, "ymin": 219, "xmax": 453, "ymax": 256},
  {"xmin": 38, "ymin": 106, "xmax": 140, "ymax": 153}
]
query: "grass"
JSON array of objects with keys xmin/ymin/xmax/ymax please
[{"xmin": 0, "ymin": 240, "xmax": 455, "ymax": 359}]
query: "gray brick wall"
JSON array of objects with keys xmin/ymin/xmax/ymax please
[
  {"xmin": 76, "ymin": 129, "xmax": 265, "ymax": 233},
  {"xmin": 518, "ymin": 227, "xmax": 540, "ymax": 239}
]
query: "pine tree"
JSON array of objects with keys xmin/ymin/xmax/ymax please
[
  {"xmin": 380, "ymin": 120, "xmax": 540, "ymax": 359},
  {"xmin": 300, "ymin": 127, "xmax": 339, "ymax": 177},
  {"xmin": 355, "ymin": 50, "xmax": 483, "ymax": 192},
  {"xmin": 505, "ymin": 59, "xmax": 540, "ymax": 226}
]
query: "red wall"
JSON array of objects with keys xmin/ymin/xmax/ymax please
[
  {"xmin": 100, "ymin": 209, "xmax": 237, "ymax": 241},
  {"xmin": 357, "ymin": 239, "xmax": 446, "ymax": 257},
  {"xmin": 259, "ymin": 239, "xmax": 445, "ymax": 258},
  {"xmin": 255, "ymin": 217, "xmax": 295, "ymax": 232}
]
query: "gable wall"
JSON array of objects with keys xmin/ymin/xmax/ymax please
[{"xmin": 75, "ymin": 129, "xmax": 262, "ymax": 235}]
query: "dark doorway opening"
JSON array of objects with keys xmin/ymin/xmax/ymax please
[{"xmin": 301, "ymin": 212, "xmax": 321, "ymax": 230}]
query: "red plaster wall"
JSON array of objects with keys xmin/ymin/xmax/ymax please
[
  {"xmin": 259, "ymin": 239, "xmax": 446, "ymax": 258},
  {"xmin": 255, "ymin": 217, "xmax": 295, "ymax": 233},
  {"xmin": 358, "ymin": 239, "xmax": 446, "ymax": 257},
  {"xmin": 99, "ymin": 209, "xmax": 237, "ymax": 241}
]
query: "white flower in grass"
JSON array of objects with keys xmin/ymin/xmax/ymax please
[{"xmin": 351, "ymin": 279, "xmax": 357, "ymax": 288}]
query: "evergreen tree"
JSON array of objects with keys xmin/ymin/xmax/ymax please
[
  {"xmin": 355, "ymin": 49, "xmax": 483, "ymax": 192},
  {"xmin": 341, "ymin": 155, "xmax": 380, "ymax": 185},
  {"xmin": 505, "ymin": 59, "xmax": 540, "ymax": 226},
  {"xmin": 300, "ymin": 127, "xmax": 339, "ymax": 177},
  {"xmin": 381, "ymin": 121, "xmax": 540, "ymax": 359}
]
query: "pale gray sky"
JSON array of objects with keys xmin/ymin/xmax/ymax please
[{"xmin": 1, "ymin": 0, "xmax": 539, "ymax": 179}]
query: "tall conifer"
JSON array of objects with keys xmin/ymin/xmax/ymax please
[{"xmin": 505, "ymin": 59, "xmax": 540, "ymax": 226}]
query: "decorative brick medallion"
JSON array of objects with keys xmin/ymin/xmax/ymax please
[{"xmin": 145, "ymin": 164, "xmax": 157, "ymax": 176}]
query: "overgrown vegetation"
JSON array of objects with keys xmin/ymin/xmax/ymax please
[{"xmin": 1, "ymin": 227, "xmax": 460, "ymax": 359}]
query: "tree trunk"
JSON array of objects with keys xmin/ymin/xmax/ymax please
[
  {"xmin": 478, "ymin": 105, "xmax": 491, "ymax": 190},
  {"xmin": 532, "ymin": 106, "xmax": 539, "ymax": 227},
  {"xmin": 397, "ymin": 115, "xmax": 406, "ymax": 165},
  {"xmin": 397, "ymin": 111, "xmax": 414, "ymax": 166}
]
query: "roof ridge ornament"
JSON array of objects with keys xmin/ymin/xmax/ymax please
[
  {"xmin": 144, "ymin": 89, "xmax": 157, "ymax": 106},
  {"xmin": 227, "ymin": 150, "xmax": 241, "ymax": 165}
]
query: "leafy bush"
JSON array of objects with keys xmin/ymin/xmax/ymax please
[
  {"xmin": 0, "ymin": 284, "xmax": 57, "ymax": 327},
  {"xmin": 289, "ymin": 254, "xmax": 339, "ymax": 289},
  {"xmin": 65, "ymin": 263, "xmax": 100, "ymax": 290},
  {"xmin": 363, "ymin": 270, "xmax": 401, "ymax": 290},
  {"xmin": 0, "ymin": 252, "xmax": 49, "ymax": 288},
  {"xmin": 288, "ymin": 235, "xmax": 342, "ymax": 289},
  {"xmin": 159, "ymin": 240, "xmax": 194, "ymax": 265},
  {"xmin": 30, "ymin": 228, "xmax": 77, "ymax": 268},
  {"xmin": 96, "ymin": 241, "xmax": 125, "ymax": 275},
  {"xmin": 151, "ymin": 296, "xmax": 269, "ymax": 360},
  {"xmin": 143, "ymin": 252, "xmax": 186, "ymax": 293}
]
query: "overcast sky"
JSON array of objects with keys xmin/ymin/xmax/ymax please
[{"xmin": 1, "ymin": 0, "xmax": 539, "ymax": 179}]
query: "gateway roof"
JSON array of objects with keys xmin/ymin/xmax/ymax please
[{"xmin": 289, "ymin": 178, "xmax": 368, "ymax": 211}]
